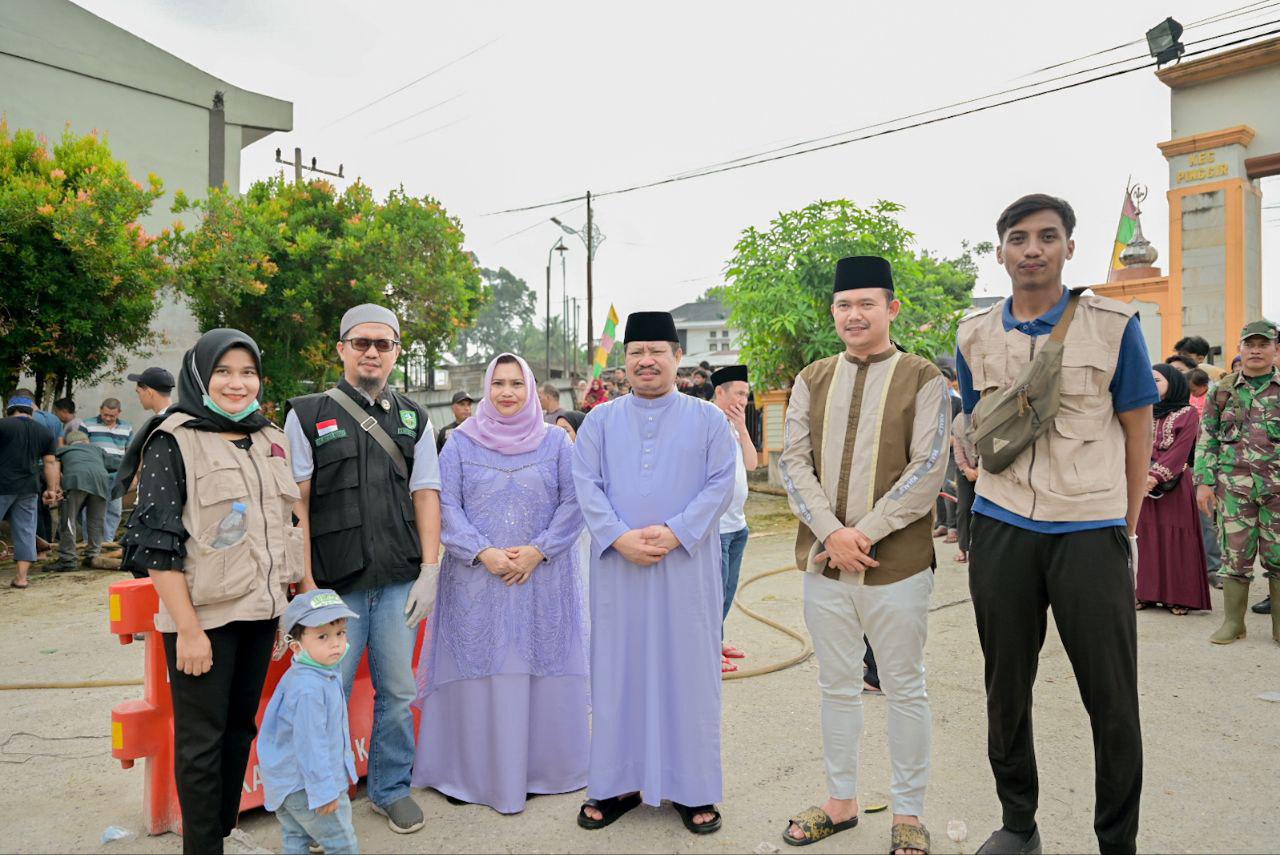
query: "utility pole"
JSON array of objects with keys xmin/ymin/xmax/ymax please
[
  {"xmin": 585, "ymin": 190, "xmax": 594, "ymax": 355},
  {"xmin": 545, "ymin": 261, "xmax": 552, "ymax": 380},
  {"xmin": 275, "ymin": 147, "xmax": 345, "ymax": 184}
]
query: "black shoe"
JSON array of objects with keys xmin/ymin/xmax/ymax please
[
  {"xmin": 1253, "ymin": 596, "xmax": 1272, "ymax": 614},
  {"xmin": 976, "ymin": 824, "xmax": 1042, "ymax": 854},
  {"xmin": 1208, "ymin": 574, "xmax": 1224, "ymax": 590}
]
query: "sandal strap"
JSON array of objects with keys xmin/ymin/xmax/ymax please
[
  {"xmin": 890, "ymin": 822, "xmax": 931, "ymax": 854},
  {"xmin": 788, "ymin": 806, "xmax": 835, "ymax": 840}
]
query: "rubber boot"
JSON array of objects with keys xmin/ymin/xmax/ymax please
[
  {"xmin": 1270, "ymin": 578, "xmax": 1280, "ymax": 645},
  {"xmin": 1210, "ymin": 579, "xmax": 1249, "ymax": 644}
]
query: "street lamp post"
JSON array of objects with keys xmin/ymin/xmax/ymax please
[
  {"xmin": 551, "ymin": 198, "xmax": 604, "ymax": 370},
  {"xmin": 545, "ymin": 238, "xmax": 567, "ymax": 380}
]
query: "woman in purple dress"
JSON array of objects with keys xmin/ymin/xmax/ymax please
[
  {"xmin": 1136, "ymin": 363, "xmax": 1212, "ymax": 614},
  {"xmin": 412, "ymin": 353, "xmax": 588, "ymax": 813}
]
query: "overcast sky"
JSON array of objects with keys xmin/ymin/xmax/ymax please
[{"xmin": 75, "ymin": 0, "xmax": 1280, "ymax": 338}]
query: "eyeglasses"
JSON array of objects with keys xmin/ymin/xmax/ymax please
[{"xmin": 342, "ymin": 337, "xmax": 401, "ymax": 353}]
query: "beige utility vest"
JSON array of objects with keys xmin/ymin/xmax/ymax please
[
  {"xmin": 152, "ymin": 414, "xmax": 304, "ymax": 632},
  {"xmin": 956, "ymin": 293, "xmax": 1136, "ymax": 522}
]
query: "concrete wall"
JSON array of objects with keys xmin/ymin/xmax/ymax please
[
  {"xmin": 1169, "ymin": 63, "xmax": 1280, "ymax": 161},
  {"xmin": 1178, "ymin": 189, "xmax": 1229, "ymax": 345}
]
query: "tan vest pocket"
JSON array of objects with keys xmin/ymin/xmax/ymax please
[
  {"xmin": 282, "ymin": 526, "xmax": 306, "ymax": 584},
  {"xmin": 186, "ymin": 537, "xmax": 257, "ymax": 606},
  {"xmin": 1049, "ymin": 415, "xmax": 1115, "ymax": 495}
]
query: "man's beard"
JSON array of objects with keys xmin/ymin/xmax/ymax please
[{"xmin": 355, "ymin": 373, "xmax": 384, "ymax": 396}]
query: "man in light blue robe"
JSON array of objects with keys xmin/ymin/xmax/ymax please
[{"xmin": 571, "ymin": 310, "xmax": 737, "ymax": 835}]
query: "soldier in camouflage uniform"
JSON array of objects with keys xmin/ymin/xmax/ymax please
[{"xmin": 1194, "ymin": 319, "xmax": 1280, "ymax": 645}]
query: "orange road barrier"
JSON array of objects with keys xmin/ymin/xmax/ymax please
[{"xmin": 108, "ymin": 578, "xmax": 426, "ymax": 836}]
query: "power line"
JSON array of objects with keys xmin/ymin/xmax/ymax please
[
  {"xmin": 320, "ymin": 36, "xmax": 499, "ymax": 129},
  {"xmin": 670, "ymin": 14, "xmax": 1280, "ymax": 181},
  {"xmin": 1017, "ymin": 0, "xmax": 1278, "ymax": 77},
  {"xmin": 398, "ymin": 117, "xmax": 468, "ymax": 145},
  {"xmin": 372, "ymin": 93, "xmax": 465, "ymax": 134},
  {"xmin": 485, "ymin": 24, "xmax": 1280, "ymax": 216}
]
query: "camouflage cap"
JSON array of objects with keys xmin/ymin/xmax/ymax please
[{"xmin": 1240, "ymin": 319, "xmax": 1278, "ymax": 341}]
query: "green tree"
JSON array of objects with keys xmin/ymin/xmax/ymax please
[
  {"xmin": 721, "ymin": 199, "xmax": 982, "ymax": 390},
  {"xmin": 160, "ymin": 175, "xmax": 482, "ymax": 408},
  {"xmin": 456, "ymin": 266, "xmax": 537, "ymax": 360},
  {"xmin": 0, "ymin": 121, "xmax": 165, "ymax": 400}
]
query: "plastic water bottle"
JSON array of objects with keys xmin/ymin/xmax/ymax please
[{"xmin": 210, "ymin": 501, "xmax": 248, "ymax": 549}]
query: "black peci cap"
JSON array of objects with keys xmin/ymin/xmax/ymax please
[
  {"xmin": 834, "ymin": 256, "xmax": 894, "ymax": 294},
  {"xmin": 623, "ymin": 311, "xmax": 680, "ymax": 345},
  {"xmin": 711, "ymin": 365, "xmax": 748, "ymax": 387}
]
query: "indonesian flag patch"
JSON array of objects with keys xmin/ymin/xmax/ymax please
[{"xmin": 316, "ymin": 419, "xmax": 339, "ymax": 437}]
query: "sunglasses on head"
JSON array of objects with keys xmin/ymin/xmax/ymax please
[{"xmin": 342, "ymin": 337, "xmax": 400, "ymax": 353}]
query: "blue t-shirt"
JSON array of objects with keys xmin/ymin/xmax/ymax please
[{"xmin": 955, "ymin": 288, "xmax": 1158, "ymax": 533}]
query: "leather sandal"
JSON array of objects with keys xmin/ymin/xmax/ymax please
[
  {"xmin": 577, "ymin": 793, "xmax": 641, "ymax": 830},
  {"xmin": 783, "ymin": 806, "xmax": 858, "ymax": 846}
]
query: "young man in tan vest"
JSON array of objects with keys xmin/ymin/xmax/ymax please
[
  {"xmin": 779, "ymin": 256, "xmax": 950, "ymax": 855},
  {"xmin": 956, "ymin": 195, "xmax": 1156, "ymax": 855}
]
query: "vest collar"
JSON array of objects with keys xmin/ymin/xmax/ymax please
[{"xmin": 842, "ymin": 345, "xmax": 897, "ymax": 367}]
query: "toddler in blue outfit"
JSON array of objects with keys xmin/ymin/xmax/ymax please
[{"xmin": 259, "ymin": 589, "xmax": 360, "ymax": 854}]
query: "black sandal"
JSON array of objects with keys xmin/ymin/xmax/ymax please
[
  {"xmin": 673, "ymin": 802, "xmax": 722, "ymax": 834},
  {"xmin": 577, "ymin": 793, "xmax": 641, "ymax": 830}
]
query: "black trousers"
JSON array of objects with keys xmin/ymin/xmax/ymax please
[
  {"xmin": 968, "ymin": 515, "xmax": 1142, "ymax": 855},
  {"xmin": 956, "ymin": 476, "xmax": 976, "ymax": 552},
  {"xmin": 163, "ymin": 620, "xmax": 276, "ymax": 855}
]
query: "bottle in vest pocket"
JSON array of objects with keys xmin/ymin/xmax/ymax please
[{"xmin": 210, "ymin": 501, "xmax": 248, "ymax": 549}]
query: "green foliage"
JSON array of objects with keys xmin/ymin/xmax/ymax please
[
  {"xmin": 0, "ymin": 121, "xmax": 165, "ymax": 399},
  {"xmin": 160, "ymin": 175, "xmax": 482, "ymax": 406},
  {"xmin": 456, "ymin": 266, "xmax": 538, "ymax": 360},
  {"xmin": 722, "ymin": 199, "xmax": 984, "ymax": 390}
]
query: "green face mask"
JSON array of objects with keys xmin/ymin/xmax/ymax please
[
  {"xmin": 293, "ymin": 643, "xmax": 348, "ymax": 671},
  {"xmin": 203, "ymin": 395, "xmax": 261, "ymax": 422}
]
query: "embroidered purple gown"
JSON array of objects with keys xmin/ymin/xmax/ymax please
[{"xmin": 412, "ymin": 428, "xmax": 588, "ymax": 813}]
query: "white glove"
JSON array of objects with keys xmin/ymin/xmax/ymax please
[{"xmin": 404, "ymin": 562, "xmax": 440, "ymax": 628}]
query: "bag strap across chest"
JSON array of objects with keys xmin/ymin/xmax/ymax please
[{"xmin": 323, "ymin": 388, "xmax": 408, "ymax": 480}]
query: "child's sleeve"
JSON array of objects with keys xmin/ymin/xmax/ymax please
[{"xmin": 290, "ymin": 691, "xmax": 344, "ymax": 810}]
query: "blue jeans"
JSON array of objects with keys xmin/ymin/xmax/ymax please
[
  {"xmin": 339, "ymin": 579, "xmax": 416, "ymax": 808},
  {"xmin": 719, "ymin": 527, "xmax": 750, "ymax": 633},
  {"xmin": 101, "ymin": 496, "xmax": 123, "ymax": 543},
  {"xmin": 0, "ymin": 494, "xmax": 39, "ymax": 562},
  {"xmin": 276, "ymin": 790, "xmax": 358, "ymax": 854}
]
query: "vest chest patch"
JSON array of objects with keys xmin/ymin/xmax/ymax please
[
  {"xmin": 396, "ymin": 426, "xmax": 416, "ymax": 437},
  {"xmin": 399, "ymin": 409, "xmax": 418, "ymax": 430},
  {"xmin": 315, "ymin": 428, "xmax": 348, "ymax": 446}
]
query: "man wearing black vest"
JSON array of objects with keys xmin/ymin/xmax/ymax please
[{"xmin": 285, "ymin": 303, "xmax": 442, "ymax": 835}]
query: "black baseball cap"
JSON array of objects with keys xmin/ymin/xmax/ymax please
[
  {"xmin": 450, "ymin": 390, "xmax": 475, "ymax": 404},
  {"xmin": 127, "ymin": 367, "xmax": 176, "ymax": 391}
]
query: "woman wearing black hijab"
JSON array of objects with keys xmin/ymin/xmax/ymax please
[
  {"xmin": 121, "ymin": 329, "xmax": 305, "ymax": 854},
  {"xmin": 1134, "ymin": 363, "xmax": 1211, "ymax": 616}
]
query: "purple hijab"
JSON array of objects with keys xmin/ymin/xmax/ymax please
[{"xmin": 455, "ymin": 353, "xmax": 549, "ymax": 455}]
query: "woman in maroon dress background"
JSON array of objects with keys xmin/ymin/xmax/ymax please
[{"xmin": 1136, "ymin": 363, "xmax": 1212, "ymax": 614}]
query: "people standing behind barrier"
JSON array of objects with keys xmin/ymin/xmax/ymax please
[
  {"xmin": 572, "ymin": 312, "xmax": 736, "ymax": 835},
  {"xmin": 779, "ymin": 257, "xmax": 947, "ymax": 854},
  {"xmin": 955, "ymin": 194, "xmax": 1155, "ymax": 855},
  {"xmin": 51, "ymin": 430, "xmax": 109, "ymax": 571},
  {"xmin": 1194, "ymin": 320, "xmax": 1280, "ymax": 646},
  {"xmin": 412, "ymin": 353, "xmax": 588, "ymax": 814},
  {"xmin": 710, "ymin": 364, "xmax": 757, "ymax": 673},
  {"xmin": 284, "ymin": 304, "xmax": 441, "ymax": 835},
  {"xmin": 0, "ymin": 395, "xmax": 61, "ymax": 589},
  {"xmin": 435, "ymin": 389, "xmax": 474, "ymax": 454},
  {"xmin": 258, "ymin": 590, "xmax": 360, "ymax": 855},
  {"xmin": 83, "ymin": 397, "xmax": 133, "ymax": 543},
  {"xmin": 1135, "ymin": 365, "xmax": 1210, "ymax": 615},
  {"xmin": 118, "ymin": 329, "xmax": 302, "ymax": 855},
  {"xmin": 952, "ymin": 411, "xmax": 979, "ymax": 564}
]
